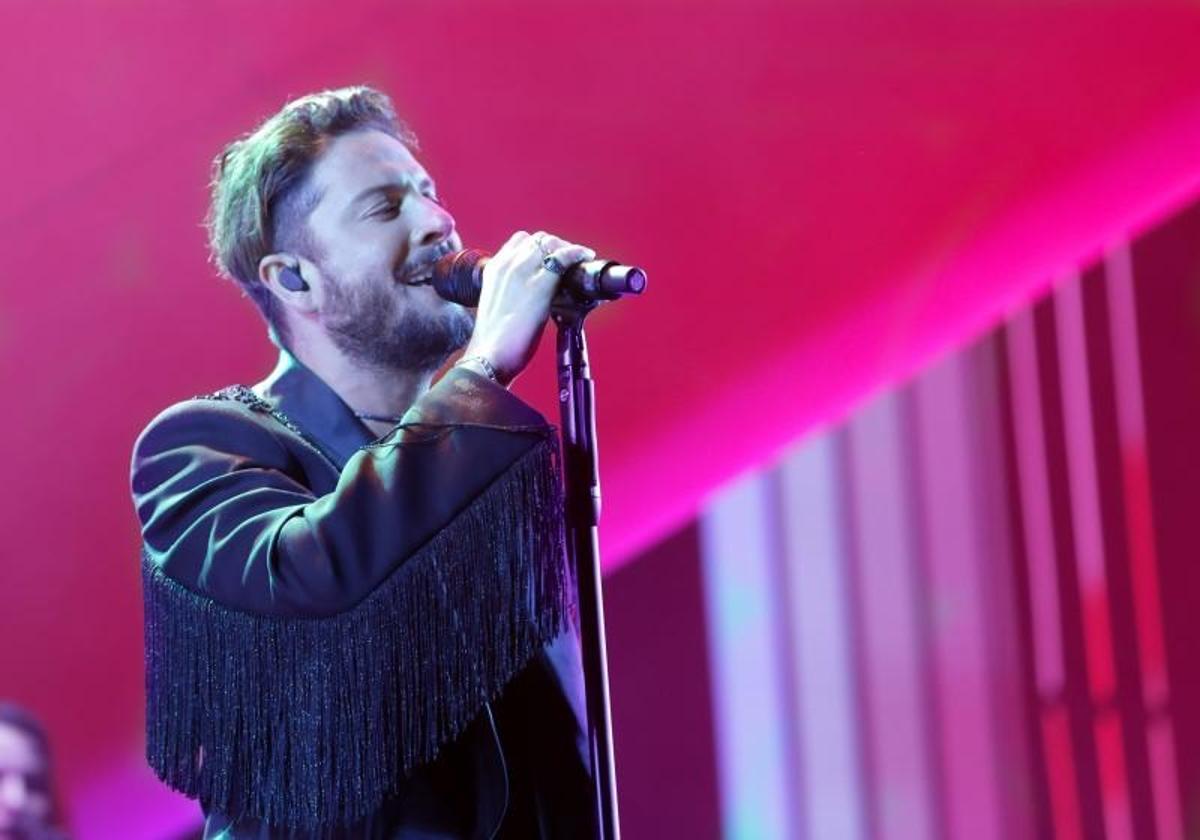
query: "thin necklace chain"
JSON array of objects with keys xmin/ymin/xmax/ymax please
[{"xmin": 355, "ymin": 411, "xmax": 406, "ymax": 424}]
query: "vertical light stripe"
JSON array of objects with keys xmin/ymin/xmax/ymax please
[
  {"xmin": 1106, "ymin": 245, "xmax": 1182, "ymax": 840},
  {"xmin": 912, "ymin": 353, "xmax": 1003, "ymax": 840},
  {"xmin": 1095, "ymin": 711, "xmax": 1132, "ymax": 840},
  {"xmin": 763, "ymin": 467, "xmax": 809, "ymax": 840},
  {"xmin": 1103, "ymin": 247, "xmax": 1148, "ymax": 478},
  {"xmin": 1005, "ymin": 309, "xmax": 1067, "ymax": 695},
  {"xmin": 1054, "ymin": 276, "xmax": 1120, "ymax": 704},
  {"xmin": 1054, "ymin": 275, "xmax": 1131, "ymax": 840},
  {"xmin": 700, "ymin": 471, "xmax": 792, "ymax": 840},
  {"xmin": 1147, "ymin": 718, "xmax": 1183, "ymax": 840},
  {"xmin": 779, "ymin": 432, "xmax": 865, "ymax": 840},
  {"xmin": 1105, "ymin": 245, "xmax": 1170, "ymax": 707},
  {"xmin": 1008, "ymin": 309, "xmax": 1085, "ymax": 837},
  {"xmin": 1042, "ymin": 706, "xmax": 1085, "ymax": 840},
  {"xmin": 970, "ymin": 337, "xmax": 1039, "ymax": 840},
  {"xmin": 846, "ymin": 390, "xmax": 936, "ymax": 840}
]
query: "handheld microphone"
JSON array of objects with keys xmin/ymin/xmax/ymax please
[{"xmin": 431, "ymin": 249, "xmax": 647, "ymax": 308}]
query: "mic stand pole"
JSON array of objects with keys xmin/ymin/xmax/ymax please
[{"xmin": 553, "ymin": 297, "xmax": 620, "ymax": 840}]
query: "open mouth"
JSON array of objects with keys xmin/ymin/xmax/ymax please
[
  {"xmin": 400, "ymin": 244, "xmax": 456, "ymax": 287},
  {"xmin": 399, "ymin": 265, "xmax": 435, "ymax": 286}
]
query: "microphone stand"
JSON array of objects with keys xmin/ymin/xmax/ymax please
[{"xmin": 552, "ymin": 295, "xmax": 620, "ymax": 840}]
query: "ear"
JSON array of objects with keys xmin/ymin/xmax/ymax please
[{"xmin": 259, "ymin": 253, "xmax": 319, "ymax": 314}]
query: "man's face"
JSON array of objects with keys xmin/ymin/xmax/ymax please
[
  {"xmin": 298, "ymin": 128, "xmax": 472, "ymax": 373},
  {"xmin": 0, "ymin": 723, "xmax": 52, "ymax": 839}
]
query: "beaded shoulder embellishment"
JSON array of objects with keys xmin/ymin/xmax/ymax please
[{"xmin": 199, "ymin": 384, "xmax": 339, "ymax": 469}]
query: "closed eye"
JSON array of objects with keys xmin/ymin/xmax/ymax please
[
  {"xmin": 373, "ymin": 200, "xmax": 401, "ymax": 219},
  {"xmin": 370, "ymin": 191, "xmax": 441, "ymax": 220}
]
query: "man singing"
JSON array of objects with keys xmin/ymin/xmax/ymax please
[{"xmin": 130, "ymin": 86, "xmax": 596, "ymax": 838}]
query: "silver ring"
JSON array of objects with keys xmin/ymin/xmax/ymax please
[{"xmin": 541, "ymin": 254, "xmax": 568, "ymax": 276}]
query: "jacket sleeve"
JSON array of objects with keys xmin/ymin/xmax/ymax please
[
  {"xmin": 131, "ymin": 367, "xmax": 575, "ymax": 831},
  {"xmin": 132, "ymin": 366, "xmax": 553, "ymax": 617}
]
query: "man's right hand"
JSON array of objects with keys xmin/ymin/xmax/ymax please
[{"xmin": 462, "ymin": 230, "xmax": 595, "ymax": 386}]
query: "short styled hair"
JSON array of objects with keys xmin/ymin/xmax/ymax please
[{"xmin": 206, "ymin": 86, "xmax": 417, "ymax": 344}]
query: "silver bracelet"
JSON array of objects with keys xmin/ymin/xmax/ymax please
[{"xmin": 455, "ymin": 354, "xmax": 499, "ymax": 383}]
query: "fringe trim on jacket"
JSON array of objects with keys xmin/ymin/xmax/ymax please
[{"xmin": 142, "ymin": 434, "xmax": 572, "ymax": 829}]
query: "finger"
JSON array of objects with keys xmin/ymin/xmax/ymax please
[
  {"xmin": 555, "ymin": 244, "xmax": 596, "ymax": 264},
  {"xmin": 569, "ymin": 243, "xmax": 597, "ymax": 262},
  {"xmin": 498, "ymin": 230, "xmax": 531, "ymax": 258},
  {"xmin": 531, "ymin": 234, "xmax": 586, "ymax": 264},
  {"xmin": 535, "ymin": 244, "xmax": 594, "ymax": 280},
  {"xmin": 504, "ymin": 231, "xmax": 547, "ymax": 269},
  {"xmin": 526, "ymin": 230, "xmax": 555, "ymax": 258},
  {"xmin": 512, "ymin": 232, "xmax": 561, "ymax": 276},
  {"xmin": 539, "ymin": 235, "xmax": 594, "ymax": 260}
]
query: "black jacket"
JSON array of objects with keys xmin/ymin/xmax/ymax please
[{"xmin": 130, "ymin": 345, "xmax": 594, "ymax": 838}]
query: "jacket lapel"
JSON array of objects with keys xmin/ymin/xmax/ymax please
[{"xmin": 253, "ymin": 345, "xmax": 375, "ymax": 471}]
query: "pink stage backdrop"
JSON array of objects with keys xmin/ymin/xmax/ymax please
[{"xmin": 3, "ymin": 1, "xmax": 1200, "ymax": 836}]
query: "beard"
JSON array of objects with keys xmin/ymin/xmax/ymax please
[{"xmin": 320, "ymin": 271, "xmax": 474, "ymax": 374}]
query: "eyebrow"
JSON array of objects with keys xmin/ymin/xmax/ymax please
[{"xmin": 348, "ymin": 177, "xmax": 437, "ymax": 208}]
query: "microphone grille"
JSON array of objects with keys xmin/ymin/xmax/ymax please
[{"xmin": 432, "ymin": 249, "xmax": 486, "ymax": 307}]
